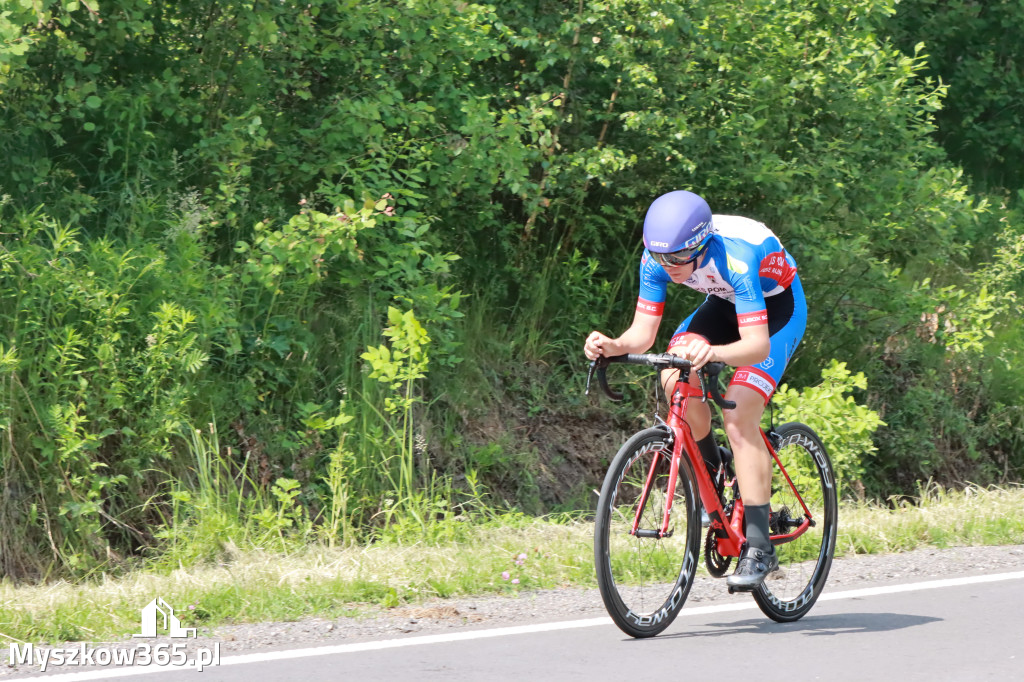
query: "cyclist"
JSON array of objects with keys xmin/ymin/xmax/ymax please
[{"xmin": 583, "ymin": 190, "xmax": 807, "ymax": 591}]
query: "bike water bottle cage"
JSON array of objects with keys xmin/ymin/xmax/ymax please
[{"xmin": 651, "ymin": 243, "xmax": 705, "ymax": 268}]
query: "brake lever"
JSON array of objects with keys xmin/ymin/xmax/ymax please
[
  {"xmin": 586, "ymin": 357, "xmax": 622, "ymax": 401},
  {"xmin": 704, "ymin": 362, "xmax": 737, "ymax": 410}
]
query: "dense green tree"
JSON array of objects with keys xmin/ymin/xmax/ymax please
[
  {"xmin": 882, "ymin": 0, "xmax": 1024, "ymax": 192},
  {"xmin": 0, "ymin": 0, "xmax": 1020, "ymax": 578}
]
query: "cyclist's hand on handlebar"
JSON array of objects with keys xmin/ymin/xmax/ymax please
[
  {"xmin": 584, "ymin": 331, "xmax": 614, "ymax": 360},
  {"xmin": 680, "ymin": 336, "xmax": 718, "ymax": 369}
]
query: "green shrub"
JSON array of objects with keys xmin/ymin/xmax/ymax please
[{"xmin": 771, "ymin": 360, "xmax": 885, "ymax": 499}]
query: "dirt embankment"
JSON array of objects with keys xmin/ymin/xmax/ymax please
[{"xmin": 453, "ymin": 402, "xmax": 644, "ymax": 512}]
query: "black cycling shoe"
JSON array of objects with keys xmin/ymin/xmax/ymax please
[{"xmin": 725, "ymin": 545, "xmax": 779, "ymax": 592}]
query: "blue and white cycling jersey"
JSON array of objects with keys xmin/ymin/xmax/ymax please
[
  {"xmin": 637, "ymin": 215, "xmax": 798, "ymax": 325},
  {"xmin": 635, "ymin": 215, "xmax": 805, "ymax": 402}
]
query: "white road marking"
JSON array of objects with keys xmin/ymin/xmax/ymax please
[{"xmin": 16, "ymin": 570, "xmax": 1024, "ymax": 681}]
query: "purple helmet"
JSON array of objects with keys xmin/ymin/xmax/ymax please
[{"xmin": 642, "ymin": 190, "xmax": 713, "ymax": 254}]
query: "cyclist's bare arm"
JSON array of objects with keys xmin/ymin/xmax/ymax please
[
  {"xmin": 679, "ymin": 323, "xmax": 771, "ymax": 369},
  {"xmin": 584, "ymin": 310, "xmax": 661, "ymax": 360}
]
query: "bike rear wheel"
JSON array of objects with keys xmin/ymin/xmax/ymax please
[
  {"xmin": 753, "ymin": 422, "xmax": 838, "ymax": 622},
  {"xmin": 594, "ymin": 427, "xmax": 701, "ymax": 638}
]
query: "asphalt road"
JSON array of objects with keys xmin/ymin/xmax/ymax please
[{"xmin": 19, "ymin": 570, "xmax": 1024, "ymax": 682}]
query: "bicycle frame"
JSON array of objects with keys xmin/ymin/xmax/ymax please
[{"xmin": 630, "ymin": 375, "xmax": 815, "ymax": 557}]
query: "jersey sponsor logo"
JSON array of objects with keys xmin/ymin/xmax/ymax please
[
  {"xmin": 737, "ymin": 310, "xmax": 768, "ymax": 326},
  {"xmin": 636, "ymin": 298, "xmax": 665, "ymax": 316},
  {"xmin": 668, "ymin": 331, "xmax": 708, "ymax": 349},
  {"xmin": 726, "ymin": 253, "xmax": 749, "ymax": 274},
  {"xmin": 685, "ymin": 262, "xmax": 737, "ymax": 299},
  {"xmin": 731, "ymin": 367, "xmax": 776, "ymax": 401},
  {"xmin": 758, "ymin": 251, "xmax": 797, "ymax": 288}
]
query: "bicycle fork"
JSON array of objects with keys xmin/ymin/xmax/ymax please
[
  {"xmin": 629, "ymin": 384, "xmax": 702, "ymax": 540},
  {"xmin": 629, "ymin": 436, "xmax": 681, "ymax": 539}
]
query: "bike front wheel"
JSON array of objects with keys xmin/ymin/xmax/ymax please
[
  {"xmin": 594, "ymin": 427, "xmax": 701, "ymax": 638},
  {"xmin": 754, "ymin": 422, "xmax": 838, "ymax": 622}
]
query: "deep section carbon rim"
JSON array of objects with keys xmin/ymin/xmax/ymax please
[
  {"xmin": 753, "ymin": 422, "xmax": 838, "ymax": 622},
  {"xmin": 594, "ymin": 428, "xmax": 700, "ymax": 638}
]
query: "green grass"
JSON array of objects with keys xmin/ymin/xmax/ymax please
[
  {"xmin": 839, "ymin": 482, "xmax": 1024, "ymax": 553},
  {"xmin": 1, "ymin": 484, "xmax": 1022, "ymax": 645},
  {"xmin": 0, "ymin": 514, "xmax": 596, "ymax": 645}
]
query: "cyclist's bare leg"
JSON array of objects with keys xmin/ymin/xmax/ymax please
[
  {"xmin": 722, "ymin": 383, "xmax": 779, "ymax": 589},
  {"xmin": 660, "ymin": 348, "xmax": 712, "ymax": 440},
  {"xmin": 660, "ymin": 354, "xmax": 769, "ymax": 500},
  {"xmin": 721, "ymin": 384, "xmax": 771, "ymax": 505}
]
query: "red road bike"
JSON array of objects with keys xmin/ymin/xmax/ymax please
[{"xmin": 588, "ymin": 353, "xmax": 838, "ymax": 638}]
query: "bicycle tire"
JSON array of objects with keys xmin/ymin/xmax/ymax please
[
  {"xmin": 594, "ymin": 427, "xmax": 701, "ymax": 638},
  {"xmin": 753, "ymin": 422, "xmax": 838, "ymax": 622}
]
